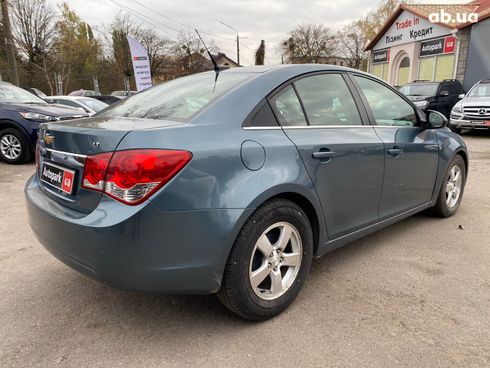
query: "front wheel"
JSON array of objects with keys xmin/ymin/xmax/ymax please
[
  {"xmin": 0, "ymin": 128, "xmax": 32, "ymax": 164},
  {"xmin": 432, "ymin": 155, "xmax": 466, "ymax": 217},
  {"xmin": 218, "ymin": 199, "xmax": 313, "ymax": 321}
]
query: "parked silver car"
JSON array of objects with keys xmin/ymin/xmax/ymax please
[{"xmin": 450, "ymin": 79, "xmax": 490, "ymax": 133}]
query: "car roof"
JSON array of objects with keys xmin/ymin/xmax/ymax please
[{"xmin": 225, "ymin": 64, "xmax": 360, "ymax": 75}]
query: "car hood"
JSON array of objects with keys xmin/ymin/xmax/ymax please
[
  {"xmin": 0, "ymin": 102, "xmax": 87, "ymax": 117},
  {"xmin": 460, "ymin": 96, "xmax": 490, "ymax": 106}
]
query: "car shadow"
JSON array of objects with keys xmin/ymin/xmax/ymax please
[{"xmin": 35, "ymin": 211, "xmax": 440, "ymax": 332}]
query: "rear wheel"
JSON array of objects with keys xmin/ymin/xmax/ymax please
[
  {"xmin": 432, "ymin": 155, "xmax": 466, "ymax": 217},
  {"xmin": 0, "ymin": 128, "xmax": 31, "ymax": 164},
  {"xmin": 218, "ymin": 199, "xmax": 313, "ymax": 321}
]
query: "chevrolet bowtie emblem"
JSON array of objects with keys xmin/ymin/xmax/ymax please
[{"xmin": 44, "ymin": 133, "xmax": 55, "ymax": 145}]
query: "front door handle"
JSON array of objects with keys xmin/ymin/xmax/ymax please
[
  {"xmin": 312, "ymin": 151, "xmax": 336, "ymax": 159},
  {"xmin": 388, "ymin": 148, "xmax": 404, "ymax": 156}
]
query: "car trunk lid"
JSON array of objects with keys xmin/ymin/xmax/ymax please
[{"xmin": 37, "ymin": 116, "xmax": 184, "ymax": 213}]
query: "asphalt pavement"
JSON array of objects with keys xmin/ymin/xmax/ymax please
[{"xmin": 0, "ymin": 131, "xmax": 489, "ymax": 368}]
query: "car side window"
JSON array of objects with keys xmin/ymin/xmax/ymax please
[
  {"xmin": 270, "ymin": 85, "xmax": 307, "ymax": 126},
  {"xmin": 246, "ymin": 101, "xmax": 279, "ymax": 127},
  {"xmin": 354, "ymin": 76, "xmax": 417, "ymax": 127},
  {"xmin": 294, "ymin": 74, "xmax": 362, "ymax": 126}
]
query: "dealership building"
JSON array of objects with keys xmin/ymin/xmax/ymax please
[{"xmin": 365, "ymin": 1, "xmax": 490, "ymax": 90}]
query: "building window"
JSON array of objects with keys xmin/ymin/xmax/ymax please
[
  {"xmin": 397, "ymin": 57, "xmax": 410, "ymax": 86},
  {"xmin": 372, "ymin": 63, "xmax": 389, "ymax": 82},
  {"xmin": 418, "ymin": 54, "xmax": 455, "ymax": 81},
  {"xmin": 435, "ymin": 54, "xmax": 455, "ymax": 81},
  {"xmin": 418, "ymin": 57, "xmax": 435, "ymax": 80}
]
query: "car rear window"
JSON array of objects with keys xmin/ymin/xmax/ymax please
[{"xmin": 100, "ymin": 72, "xmax": 252, "ymax": 121}]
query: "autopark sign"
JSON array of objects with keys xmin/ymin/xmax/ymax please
[
  {"xmin": 373, "ymin": 10, "xmax": 451, "ymax": 50},
  {"xmin": 373, "ymin": 49, "xmax": 390, "ymax": 64},
  {"xmin": 419, "ymin": 36, "xmax": 456, "ymax": 56}
]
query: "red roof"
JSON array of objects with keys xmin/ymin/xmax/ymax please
[{"xmin": 365, "ymin": 0, "xmax": 490, "ymax": 51}]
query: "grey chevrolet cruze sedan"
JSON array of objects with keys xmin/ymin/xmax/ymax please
[{"xmin": 26, "ymin": 65, "xmax": 468, "ymax": 320}]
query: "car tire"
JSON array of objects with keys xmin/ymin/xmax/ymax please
[
  {"xmin": 450, "ymin": 126, "xmax": 462, "ymax": 135},
  {"xmin": 0, "ymin": 128, "xmax": 32, "ymax": 165},
  {"xmin": 217, "ymin": 199, "xmax": 313, "ymax": 321},
  {"xmin": 432, "ymin": 154, "xmax": 466, "ymax": 217}
]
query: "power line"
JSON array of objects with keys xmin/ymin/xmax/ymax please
[
  {"xmin": 122, "ymin": 0, "xmax": 236, "ymax": 41},
  {"xmin": 109, "ymin": 0, "xmax": 180, "ymax": 40}
]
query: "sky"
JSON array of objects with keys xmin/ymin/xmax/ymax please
[{"xmin": 50, "ymin": 0, "xmax": 472, "ymax": 65}]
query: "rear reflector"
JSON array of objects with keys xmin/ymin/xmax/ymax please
[{"xmin": 82, "ymin": 149, "xmax": 192, "ymax": 205}]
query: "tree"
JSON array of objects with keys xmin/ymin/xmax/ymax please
[
  {"xmin": 336, "ymin": 22, "xmax": 368, "ymax": 70},
  {"xmin": 10, "ymin": 0, "xmax": 56, "ymax": 92},
  {"xmin": 138, "ymin": 28, "xmax": 172, "ymax": 79},
  {"xmin": 280, "ymin": 23, "xmax": 335, "ymax": 64},
  {"xmin": 54, "ymin": 3, "xmax": 101, "ymax": 93},
  {"xmin": 111, "ymin": 13, "xmax": 139, "ymax": 83},
  {"xmin": 255, "ymin": 40, "xmax": 265, "ymax": 65}
]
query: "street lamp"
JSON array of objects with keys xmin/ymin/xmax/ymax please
[{"xmin": 218, "ymin": 20, "xmax": 240, "ymax": 66}]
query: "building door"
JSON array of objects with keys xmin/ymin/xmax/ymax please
[{"xmin": 397, "ymin": 57, "xmax": 410, "ymax": 86}]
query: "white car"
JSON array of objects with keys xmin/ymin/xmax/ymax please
[
  {"xmin": 450, "ymin": 79, "xmax": 490, "ymax": 133},
  {"xmin": 48, "ymin": 96, "xmax": 109, "ymax": 116}
]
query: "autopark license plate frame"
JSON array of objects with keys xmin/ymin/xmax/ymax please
[{"xmin": 40, "ymin": 162, "xmax": 75, "ymax": 194}]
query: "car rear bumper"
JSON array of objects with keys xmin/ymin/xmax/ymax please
[{"xmin": 25, "ymin": 174, "xmax": 250, "ymax": 294}]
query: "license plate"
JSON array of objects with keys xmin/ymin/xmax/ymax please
[
  {"xmin": 471, "ymin": 121, "xmax": 485, "ymax": 125},
  {"xmin": 41, "ymin": 162, "xmax": 75, "ymax": 194}
]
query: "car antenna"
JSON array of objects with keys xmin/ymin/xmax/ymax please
[{"xmin": 195, "ymin": 29, "xmax": 225, "ymax": 90}]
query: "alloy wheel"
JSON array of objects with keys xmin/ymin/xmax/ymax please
[
  {"xmin": 445, "ymin": 165, "xmax": 463, "ymax": 208},
  {"xmin": 249, "ymin": 222, "xmax": 302, "ymax": 300},
  {"xmin": 0, "ymin": 134, "xmax": 22, "ymax": 160}
]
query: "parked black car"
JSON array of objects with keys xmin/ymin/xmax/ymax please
[
  {"xmin": 400, "ymin": 79, "xmax": 463, "ymax": 118},
  {"xmin": 0, "ymin": 82, "xmax": 88, "ymax": 164}
]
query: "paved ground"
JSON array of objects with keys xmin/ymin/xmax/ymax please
[{"xmin": 0, "ymin": 131, "xmax": 489, "ymax": 368}]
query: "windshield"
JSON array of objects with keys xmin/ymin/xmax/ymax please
[
  {"xmin": 101, "ymin": 72, "xmax": 252, "ymax": 121},
  {"xmin": 0, "ymin": 83, "xmax": 47, "ymax": 104},
  {"xmin": 78, "ymin": 97, "xmax": 108, "ymax": 112},
  {"xmin": 400, "ymin": 83, "xmax": 438, "ymax": 97},
  {"xmin": 468, "ymin": 83, "xmax": 490, "ymax": 97}
]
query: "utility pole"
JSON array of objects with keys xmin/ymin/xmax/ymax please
[
  {"xmin": 236, "ymin": 33, "xmax": 240, "ymax": 66},
  {"xmin": 1, "ymin": 0, "xmax": 19, "ymax": 86},
  {"xmin": 218, "ymin": 21, "xmax": 240, "ymax": 66}
]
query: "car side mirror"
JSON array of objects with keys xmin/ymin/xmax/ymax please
[
  {"xmin": 426, "ymin": 110, "xmax": 448, "ymax": 128},
  {"xmin": 458, "ymin": 93, "xmax": 465, "ymax": 99},
  {"xmin": 439, "ymin": 90, "xmax": 449, "ymax": 97},
  {"xmin": 44, "ymin": 98, "xmax": 55, "ymax": 104}
]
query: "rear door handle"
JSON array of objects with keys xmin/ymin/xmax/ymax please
[
  {"xmin": 312, "ymin": 151, "xmax": 336, "ymax": 159},
  {"xmin": 388, "ymin": 148, "xmax": 404, "ymax": 156}
]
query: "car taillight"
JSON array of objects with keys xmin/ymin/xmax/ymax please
[{"xmin": 82, "ymin": 149, "xmax": 192, "ymax": 205}]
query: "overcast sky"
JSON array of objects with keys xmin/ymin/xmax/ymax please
[{"xmin": 51, "ymin": 0, "xmax": 471, "ymax": 65}]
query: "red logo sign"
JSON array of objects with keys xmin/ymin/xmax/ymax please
[
  {"xmin": 61, "ymin": 171, "xmax": 74, "ymax": 193},
  {"xmin": 444, "ymin": 36, "xmax": 456, "ymax": 54}
]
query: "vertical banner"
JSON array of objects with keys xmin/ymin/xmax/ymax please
[{"xmin": 127, "ymin": 35, "xmax": 152, "ymax": 91}]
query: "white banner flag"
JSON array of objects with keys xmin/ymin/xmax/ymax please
[{"xmin": 127, "ymin": 35, "xmax": 152, "ymax": 91}]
